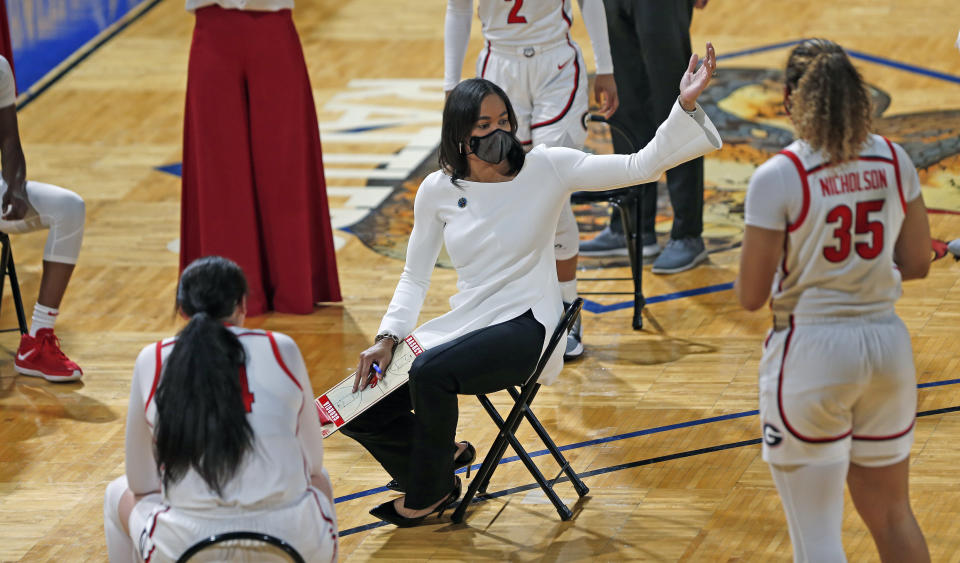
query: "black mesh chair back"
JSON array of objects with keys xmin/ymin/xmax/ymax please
[
  {"xmin": 176, "ymin": 531, "xmax": 305, "ymax": 563},
  {"xmin": 571, "ymin": 115, "xmax": 646, "ymax": 329},
  {"xmin": 451, "ymin": 298, "xmax": 590, "ymax": 523}
]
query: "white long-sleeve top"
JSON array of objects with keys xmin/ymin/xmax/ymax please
[
  {"xmin": 379, "ymin": 101, "xmax": 722, "ymax": 384},
  {"xmin": 444, "ymin": 0, "xmax": 613, "ymax": 92},
  {"xmin": 125, "ymin": 327, "xmax": 327, "ymax": 513}
]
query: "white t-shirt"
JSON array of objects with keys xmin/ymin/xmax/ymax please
[
  {"xmin": 378, "ymin": 101, "xmax": 721, "ymax": 384},
  {"xmin": 444, "ymin": 0, "xmax": 613, "ymax": 92},
  {"xmin": 744, "ymin": 134, "xmax": 922, "ymax": 323},
  {"xmin": 0, "ymin": 56, "xmax": 17, "ymax": 108},
  {"xmin": 125, "ymin": 327, "xmax": 326, "ymax": 512}
]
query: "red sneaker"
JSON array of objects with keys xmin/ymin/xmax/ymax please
[{"xmin": 14, "ymin": 328, "xmax": 83, "ymax": 382}]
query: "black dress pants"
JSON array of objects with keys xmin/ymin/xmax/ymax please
[
  {"xmin": 340, "ymin": 310, "xmax": 545, "ymax": 509},
  {"xmin": 604, "ymin": 0, "xmax": 704, "ymax": 241}
]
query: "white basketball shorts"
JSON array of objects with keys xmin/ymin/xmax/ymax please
[
  {"xmin": 131, "ymin": 488, "xmax": 338, "ymax": 563},
  {"xmin": 758, "ymin": 312, "xmax": 916, "ymax": 467}
]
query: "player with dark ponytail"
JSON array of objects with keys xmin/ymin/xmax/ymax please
[
  {"xmin": 104, "ymin": 256, "xmax": 338, "ymax": 562},
  {"xmin": 155, "ymin": 257, "xmax": 252, "ymax": 496}
]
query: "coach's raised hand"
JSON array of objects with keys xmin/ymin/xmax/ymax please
[{"xmin": 679, "ymin": 41, "xmax": 717, "ymax": 111}]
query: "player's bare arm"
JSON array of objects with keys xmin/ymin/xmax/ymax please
[
  {"xmin": 894, "ymin": 194, "xmax": 932, "ymax": 280},
  {"xmin": 735, "ymin": 225, "xmax": 784, "ymax": 311},
  {"xmin": 593, "ymin": 73, "xmax": 619, "ymax": 119},
  {"xmin": 0, "ymin": 104, "xmax": 28, "ymax": 220}
]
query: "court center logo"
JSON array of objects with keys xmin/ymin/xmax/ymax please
[{"xmin": 763, "ymin": 423, "xmax": 783, "ymax": 447}]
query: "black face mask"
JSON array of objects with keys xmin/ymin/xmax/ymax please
[{"xmin": 468, "ymin": 129, "xmax": 521, "ymax": 164}]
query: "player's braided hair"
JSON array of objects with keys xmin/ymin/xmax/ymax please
[
  {"xmin": 155, "ymin": 255, "xmax": 253, "ymax": 497},
  {"xmin": 785, "ymin": 38, "xmax": 872, "ymax": 164},
  {"xmin": 439, "ymin": 78, "xmax": 525, "ymax": 186}
]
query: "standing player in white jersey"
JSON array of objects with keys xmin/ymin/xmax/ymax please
[
  {"xmin": 103, "ymin": 257, "xmax": 337, "ymax": 562},
  {"xmin": 0, "ymin": 54, "xmax": 85, "ymax": 382},
  {"xmin": 736, "ymin": 39, "xmax": 930, "ymax": 562},
  {"xmin": 445, "ymin": 0, "xmax": 619, "ymax": 359}
]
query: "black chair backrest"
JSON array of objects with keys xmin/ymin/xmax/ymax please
[
  {"xmin": 525, "ymin": 298, "xmax": 583, "ymax": 386},
  {"xmin": 176, "ymin": 531, "xmax": 305, "ymax": 563}
]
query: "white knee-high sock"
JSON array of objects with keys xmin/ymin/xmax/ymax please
[
  {"xmin": 769, "ymin": 460, "xmax": 849, "ymax": 563},
  {"xmin": 559, "ymin": 279, "xmax": 578, "ymax": 303},
  {"xmin": 30, "ymin": 304, "xmax": 57, "ymax": 337},
  {"xmin": 104, "ymin": 476, "xmax": 137, "ymax": 563}
]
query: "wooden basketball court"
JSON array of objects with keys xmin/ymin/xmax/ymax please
[{"xmin": 1, "ymin": 0, "xmax": 959, "ymax": 560}]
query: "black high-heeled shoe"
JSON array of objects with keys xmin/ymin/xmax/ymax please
[
  {"xmin": 369, "ymin": 476, "xmax": 462, "ymax": 528},
  {"xmin": 384, "ymin": 441, "xmax": 475, "ymax": 493}
]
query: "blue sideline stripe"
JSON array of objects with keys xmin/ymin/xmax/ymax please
[
  {"xmin": 583, "ymin": 281, "xmax": 734, "ymax": 314},
  {"xmin": 15, "ymin": 0, "xmax": 164, "ymax": 111},
  {"xmin": 337, "ymin": 404, "xmax": 960, "ymax": 537},
  {"xmin": 846, "ymin": 49, "xmax": 960, "ymax": 85},
  {"xmin": 335, "ymin": 376, "xmax": 960, "ymax": 507}
]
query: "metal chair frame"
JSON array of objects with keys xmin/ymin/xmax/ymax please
[
  {"xmin": 451, "ymin": 298, "xmax": 590, "ymax": 523},
  {"xmin": 177, "ymin": 531, "xmax": 305, "ymax": 563},
  {"xmin": 0, "ymin": 233, "xmax": 28, "ymax": 335}
]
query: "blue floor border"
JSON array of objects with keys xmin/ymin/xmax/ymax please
[
  {"xmin": 333, "ymin": 377, "xmax": 960, "ymax": 507},
  {"xmin": 337, "ymin": 402, "xmax": 960, "ymax": 537}
]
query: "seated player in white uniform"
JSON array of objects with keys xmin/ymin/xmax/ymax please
[
  {"xmin": 736, "ymin": 39, "xmax": 931, "ymax": 562},
  {"xmin": 0, "ymin": 55, "xmax": 85, "ymax": 382},
  {"xmin": 103, "ymin": 256, "xmax": 338, "ymax": 562},
  {"xmin": 445, "ymin": 0, "xmax": 619, "ymax": 359}
]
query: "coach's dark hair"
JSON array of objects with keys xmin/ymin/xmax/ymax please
[
  {"xmin": 154, "ymin": 256, "xmax": 252, "ymax": 496},
  {"xmin": 785, "ymin": 38, "xmax": 871, "ymax": 164},
  {"xmin": 438, "ymin": 78, "xmax": 524, "ymax": 186}
]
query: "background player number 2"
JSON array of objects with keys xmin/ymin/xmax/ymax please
[
  {"xmin": 823, "ymin": 199, "xmax": 885, "ymax": 262},
  {"xmin": 506, "ymin": 0, "xmax": 526, "ymax": 24}
]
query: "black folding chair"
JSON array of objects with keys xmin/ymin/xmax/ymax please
[
  {"xmin": 451, "ymin": 298, "xmax": 589, "ymax": 523},
  {"xmin": 177, "ymin": 531, "xmax": 305, "ymax": 563},
  {"xmin": 0, "ymin": 233, "xmax": 28, "ymax": 335},
  {"xmin": 572, "ymin": 114, "xmax": 646, "ymax": 330}
]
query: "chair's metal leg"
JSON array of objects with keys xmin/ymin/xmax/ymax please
[
  {"xmin": 507, "ymin": 386, "xmax": 590, "ymax": 497},
  {"xmin": 6, "ymin": 246, "xmax": 28, "ymax": 335},
  {"xmin": 614, "ymin": 193, "xmax": 644, "ymax": 330},
  {"xmin": 0, "ymin": 235, "xmax": 8, "ymax": 325},
  {"xmin": 452, "ymin": 417, "xmax": 508, "ymax": 523},
  {"xmin": 500, "ymin": 426, "xmax": 573, "ymax": 521}
]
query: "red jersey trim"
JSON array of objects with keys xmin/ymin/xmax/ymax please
[
  {"xmin": 805, "ymin": 155, "xmax": 894, "ymax": 176},
  {"xmin": 266, "ymin": 332, "xmax": 303, "ymax": 391},
  {"xmin": 883, "ymin": 137, "xmax": 907, "ymax": 213},
  {"xmin": 852, "ymin": 418, "xmax": 915, "ymax": 441},
  {"xmin": 531, "ymin": 38, "xmax": 579, "ymax": 130},
  {"xmin": 560, "ymin": 0, "xmax": 572, "ymax": 27},
  {"xmin": 143, "ymin": 505, "xmax": 171, "ymax": 563},
  {"xmin": 778, "ymin": 150, "xmax": 811, "ymax": 233},
  {"xmin": 480, "ymin": 40, "xmax": 492, "ymax": 78},
  {"xmin": 145, "ymin": 340, "xmax": 176, "ymax": 414},
  {"xmin": 309, "ymin": 489, "xmax": 339, "ymax": 563},
  {"xmin": 777, "ymin": 317, "xmax": 853, "ymax": 444}
]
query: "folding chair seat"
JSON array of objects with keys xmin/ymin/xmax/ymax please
[
  {"xmin": 451, "ymin": 298, "xmax": 589, "ymax": 523},
  {"xmin": 571, "ymin": 114, "xmax": 646, "ymax": 330},
  {"xmin": 0, "ymin": 233, "xmax": 28, "ymax": 335},
  {"xmin": 177, "ymin": 531, "xmax": 305, "ymax": 563}
]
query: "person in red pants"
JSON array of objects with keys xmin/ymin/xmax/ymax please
[{"xmin": 179, "ymin": 0, "xmax": 341, "ymax": 315}]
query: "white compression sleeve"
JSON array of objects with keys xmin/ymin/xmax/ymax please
[
  {"xmin": 444, "ymin": 0, "xmax": 474, "ymax": 92},
  {"xmin": 577, "ymin": 0, "xmax": 613, "ymax": 74},
  {"xmin": 769, "ymin": 461, "xmax": 849, "ymax": 563},
  {"xmin": 0, "ymin": 180, "xmax": 85, "ymax": 264}
]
